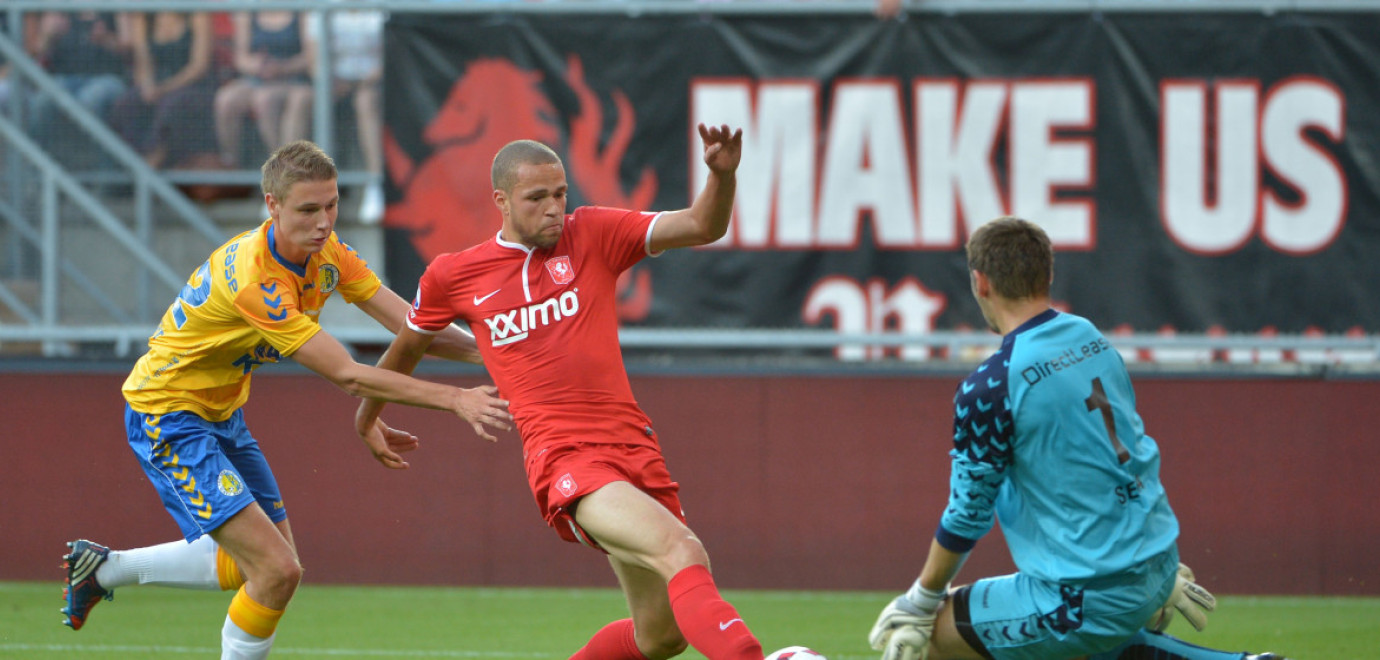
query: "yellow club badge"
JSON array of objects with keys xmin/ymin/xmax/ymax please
[
  {"xmin": 318, "ymin": 264, "xmax": 340, "ymax": 294},
  {"xmin": 218, "ymin": 470, "xmax": 245, "ymax": 497}
]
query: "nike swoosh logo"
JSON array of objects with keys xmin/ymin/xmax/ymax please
[
  {"xmin": 718, "ymin": 618, "xmax": 742, "ymax": 631},
  {"xmin": 473, "ymin": 289, "xmax": 501, "ymax": 306}
]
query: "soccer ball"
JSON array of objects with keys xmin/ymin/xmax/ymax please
[{"xmin": 766, "ymin": 647, "xmax": 827, "ymax": 660}]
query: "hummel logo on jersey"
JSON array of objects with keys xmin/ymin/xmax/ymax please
[
  {"xmin": 718, "ymin": 618, "xmax": 743, "ymax": 631},
  {"xmin": 484, "ymin": 290, "xmax": 581, "ymax": 346},
  {"xmin": 473, "ymin": 289, "xmax": 502, "ymax": 306}
]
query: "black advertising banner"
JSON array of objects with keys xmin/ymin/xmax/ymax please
[{"xmin": 380, "ymin": 10, "xmax": 1380, "ymax": 353}]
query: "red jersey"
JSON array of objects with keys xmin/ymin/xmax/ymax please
[{"xmin": 407, "ymin": 206, "xmax": 662, "ymax": 454}]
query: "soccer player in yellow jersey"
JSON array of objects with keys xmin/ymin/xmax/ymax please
[{"xmin": 61, "ymin": 141, "xmax": 513, "ymax": 659}]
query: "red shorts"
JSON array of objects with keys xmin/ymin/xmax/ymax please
[{"xmin": 525, "ymin": 441, "xmax": 684, "ymax": 549}]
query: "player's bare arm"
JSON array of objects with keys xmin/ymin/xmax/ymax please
[
  {"xmin": 358, "ymin": 418, "xmax": 422, "ymax": 470},
  {"xmin": 354, "ymin": 327, "xmax": 435, "ymax": 466},
  {"xmin": 919, "ymin": 539, "xmax": 968, "ymax": 595},
  {"xmin": 354, "ymin": 328, "xmax": 435, "ymax": 467},
  {"xmin": 291, "ymin": 330, "xmax": 460, "ymax": 406},
  {"xmin": 649, "ymin": 123, "xmax": 743, "ymax": 253},
  {"xmin": 355, "ymin": 326, "xmax": 512, "ymax": 450},
  {"xmin": 356, "ymin": 287, "xmax": 483, "ymax": 364},
  {"xmin": 290, "ymin": 331, "xmax": 509, "ymax": 435}
]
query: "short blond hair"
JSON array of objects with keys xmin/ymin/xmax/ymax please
[{"xmin": 261, "ymin": 140, "xmax": 338, "ymax": 202}]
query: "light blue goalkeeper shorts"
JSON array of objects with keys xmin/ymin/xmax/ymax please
[
  {"xmin": 951, "ymin": 548, "xmax": 1178, "ymax": 660},
  {"xmin": 125, "ymin": 405, "xmax": 286, "ymax": 541}
]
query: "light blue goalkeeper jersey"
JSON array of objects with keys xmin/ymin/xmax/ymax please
[{"xmin": 937, "ymin": 309, "xmax": 1179, "ymax": 584}]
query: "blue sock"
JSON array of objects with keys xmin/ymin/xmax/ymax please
[{"xmin": 1089, "ymin": 629, "xmax": 1247, "ymax": 660}]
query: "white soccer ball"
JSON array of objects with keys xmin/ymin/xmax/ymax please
[{"xmin": 765, "ymin": 646, "xmax": 827, "ymax": 660}]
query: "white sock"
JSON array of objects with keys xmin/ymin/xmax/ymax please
[
  {"xmin": 95, "ymin": 535, "xmax": 221, "ymax": 590},
  {"xmin": 222, "ymin": 615, "xmax": 276, "ymax": 660}
]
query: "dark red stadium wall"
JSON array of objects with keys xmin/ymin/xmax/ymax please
[{"xmin": 3, "ymin": 371, "xmax": 1376, "ymax": 595}]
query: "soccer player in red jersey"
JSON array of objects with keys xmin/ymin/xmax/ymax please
[{"xmin": 356, "ymin": 124, "xmax": 762, "ymax": 659}]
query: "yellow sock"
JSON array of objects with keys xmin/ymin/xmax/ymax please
[
  {"xmin": 228, "ymin": 587, "xmax": 283, "ymax": 639},
  {"xmin": 216, "ymin": 547, "xmax": 246, "ymax": 591}
]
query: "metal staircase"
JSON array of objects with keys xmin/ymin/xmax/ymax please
[{"xmin": 0, "ymin": 30, "xmax": 224, "ymax": 356}]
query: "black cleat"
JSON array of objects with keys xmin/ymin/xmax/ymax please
[{"xmin": 61, "ymin": 540, "xmax": 114, "ymax": 630}]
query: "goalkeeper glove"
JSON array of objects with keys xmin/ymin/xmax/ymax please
[
  {"xmin": 1146, "ymin": 563, "xmax": 1217, "ymax": 632},
  {"xmin": 868, "ymin": 581, "xmax": 944, "ymax": 660}
]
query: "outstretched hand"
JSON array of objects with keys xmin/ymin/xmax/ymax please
[
  {"xmin": 698, "ymin": 123, "xmax": 743, "ymax": 174},
  {"xmin": 360, "ymin": 418, "xmax": 421, "ymax": 469},
  {"xmin": 455, "ymin": 385, "xmax": 513, "ymax": 442}
]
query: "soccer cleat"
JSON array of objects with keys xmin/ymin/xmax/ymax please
[
  {"xmin": 1246, "ymin": 654, "xmax": 1290, "ymax": 660},
  {"xmin": 61, "ymin": 539, "xmax": 114, "ymax": 630}
]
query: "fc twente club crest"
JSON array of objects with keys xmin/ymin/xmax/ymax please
[{"xmin": 545, "ymin": 256, "xmax": 575, "ymax": 285}]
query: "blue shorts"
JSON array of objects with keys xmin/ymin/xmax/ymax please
[
  {"xmin": 951, "ymin": 549, "xmax": 1178, "ymax": 660},
  {"xmin": 125, "ymin": 405, "xmax": 286, "ymax": 541}
]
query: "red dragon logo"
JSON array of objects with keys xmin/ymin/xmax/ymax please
[{"xmin": 384, "ymin": 55, "xmax": 655, "ymax": 321}]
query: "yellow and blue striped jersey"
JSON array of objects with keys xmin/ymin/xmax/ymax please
[{"xmin": 123, "ymin": 219, "xmax": 382, "ymax": 421}]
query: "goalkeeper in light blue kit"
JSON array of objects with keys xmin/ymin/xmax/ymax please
[{"xmin": 868, "ymin": 217, "xmax": 1288, "ymax": 660}]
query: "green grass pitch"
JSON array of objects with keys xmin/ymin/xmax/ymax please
[{"xmin": 2, "ymin": 581, "xmax": 1375, "ymax": 658}]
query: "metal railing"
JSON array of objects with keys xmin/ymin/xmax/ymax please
[{"xmin": 0, "ymin": 29, "xmax": 224, "ymax": 355}]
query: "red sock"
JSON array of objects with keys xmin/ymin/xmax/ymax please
[
  {"xmin": 570, "ymin": 618, "xmax": 648, "ymax": 660},
  {"xmin": 667, "ymin": 565, "xmax": 763, "ymax": 660}
]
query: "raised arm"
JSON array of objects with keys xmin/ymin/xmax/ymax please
[{"xmin": 648, "ymin": 123, "xmax": 742, "ymax": 253}]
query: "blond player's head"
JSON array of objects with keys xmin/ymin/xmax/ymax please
[
  {"xmin": 261, "ymin": 140, "xmax": 338, "ymax": 204},
  {"xmin": 262, "ymin": 141, "xmax": 341, "ymax": 264}
]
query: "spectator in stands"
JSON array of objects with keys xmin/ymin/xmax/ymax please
[
  {"xmin": 317, "ymin": 5, "xmax": 386, "ymax": 223},
  {"xmin": 108, "ymin": 12, "xmax": 215, "ymax": 169},
  {"xmin": 26, "ymin": 11, "xmax": 130, "ymax": 152},
  {"xmin": 214, "ymin": 10, "xmax": 315, "ymax": 168},
  {"xmin": 875, "ymin": 0, "xmax": 904, "ymax": 18}
]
